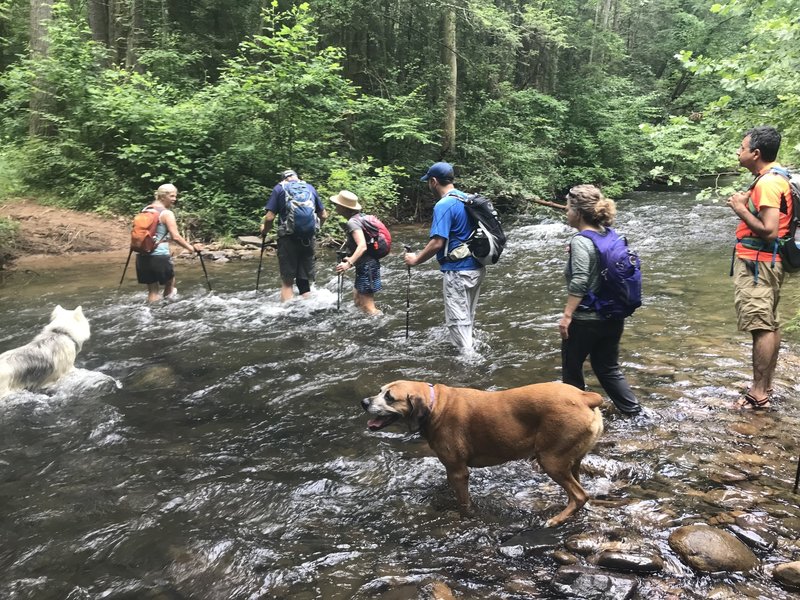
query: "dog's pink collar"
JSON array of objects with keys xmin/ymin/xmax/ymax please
[{"xmin": 427, "ymin": 383, "xmax": 436, "ymax": 411}]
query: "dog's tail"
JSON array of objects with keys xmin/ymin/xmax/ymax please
[{"xmin": 581, "ymin": 391, "xmax": 604, "ymax": 409}]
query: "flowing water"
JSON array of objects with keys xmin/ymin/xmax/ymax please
[{"xmin": 2, "ymin": 186, "xmax": 800, "ymax": 599}]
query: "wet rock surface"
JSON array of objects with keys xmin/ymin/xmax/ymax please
[
  {"xmin": 500, "ymin": 527, "xmax": 560, "ymax": 558},
  {"xmin": 773, "ymin": 561, "xmax": 800, "ymax": 591},
  {"xmin": 595, "ymin": 550, "xmax": 664, "ymax": 574},
  {"xmin": 669, "ymin": 525, "xmax": 759, "ymax": 573},
  {"xmin": 551, "ymin": 565, "xmax": 638, "ymax": 600}
]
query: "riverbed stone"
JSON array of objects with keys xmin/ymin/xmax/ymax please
[
  {"xmin": 708, "ymin": 468, "xmax": 749, "ymax": 484},
  {"xmin": 773, "ymin": 561, "xmax": 800, "ymax": 591},
  {"xmin": 668, "ymin": 525, "xmax": 759, "ymax": 573},
  {"xmin": 500, "ymin": 527, "xmax": 560, "ymax": 558},
  {"xmin": 595, "ymin": 550, "xmax": 663, "ymax": 574},
  {"xmin": 564, "ymin": 531, "xmax": 624, "ymax": 556},
  {"xmin": 553, "ymin": 550, "xmax": 579, "ymax": 565},
  {"xmin": 237, "ymin": 235, "xmax": 263, "ymax": 246},
  {"xmin": 551, "ymin": 565, "xmax": 637, "ymax": 599},
  {"xmin": 420, "ymin": 580, "xmax": 457, "ymax": 600},
  {"xmin": 727, "ymin": 524, "xmax": 777, "ymax": 552}
]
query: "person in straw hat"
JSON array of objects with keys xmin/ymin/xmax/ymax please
[{"xmin": 331, "ymin": 190, "xmax": 384, "ymax": 315}]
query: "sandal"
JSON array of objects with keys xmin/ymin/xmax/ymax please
[{"xmin": 734, "ymin": 392, "xmax": 771, "ymax": 410}]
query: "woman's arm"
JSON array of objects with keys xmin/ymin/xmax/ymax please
[
  {"xmin": 162, "ymin": 210, "xmax": 200, "ymax": 253},
  {"xmin": 336, "ymin": 228, "xmax": 368, "ymax": 273}
]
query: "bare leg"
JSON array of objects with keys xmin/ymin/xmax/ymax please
[
  {"xmin": 355, "ymin": 291, "xmax": 381, "ymax": 315},
  {"xmin": 736, "ymin": 329, "xmax": 779, "ymax": 407},
  {"xmin": 280, "ymin": 281, "xmax": 295, "ymax": 302},
  {"xmin": 760, "ymin": 329, "xmax": 780, "ymax": 393},
  {"xmin": 162, "ymin": 276, "xmax": 177, "ymax": 299},
  {"xmin": 146, "ymin": 283, "xmax": 161, "ymax": 303}
]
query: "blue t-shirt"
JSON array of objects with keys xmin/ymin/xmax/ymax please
[
  {"xmin": 264, "ymin": 180, "xmax": 324, "ymax": 221},
  {"xmin": 430, "ymin": 189, "xmax": 480, "ymax": 271}
]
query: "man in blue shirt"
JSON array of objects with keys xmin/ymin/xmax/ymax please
[
  {"xmin": 260, "ymin": 169, "xmax": 327, "ymax": 301},
  {"xmin": 404, "ymin": 162, "xmax": 486, "ymax": 351}
]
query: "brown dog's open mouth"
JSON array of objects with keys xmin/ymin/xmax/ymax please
[{"xmin": 367, "ymin": 414, "xmax": 399, "ymax": 431}]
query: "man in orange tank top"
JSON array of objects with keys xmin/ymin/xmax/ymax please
[{"xmin": 727, "ymin": 126, "xmax": 792, "ymax": 410}]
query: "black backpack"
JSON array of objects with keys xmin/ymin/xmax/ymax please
[
  {"xmin": 457, "ymin": 193, "xmax": 507, "ymax": 265},
  {"xmin": 772, "ymin": 167, "xmax": 800, "ymax": 272}
]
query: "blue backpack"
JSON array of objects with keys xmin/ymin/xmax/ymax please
[
  {"xmin": 572, "ymin": 228, "xmax": 642, "ymax": 319},
  {"xmin": 279, "ymin": 180, "xmax": 319, "ymax": 239}
]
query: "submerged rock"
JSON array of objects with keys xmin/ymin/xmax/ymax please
[
  {"xmin": 668, "ymin": 525, "xmax": 758, "ymax": 573},
  {"xmin": 595, "ymin": 550, "xmax": 663, "ymax": 574},
  {"xmin": 500, "ymin": 527, "xmax": 560, "ymax": 558},
  {"xmin": 421, "ymin": 580, "xmax": 457, "ymax": 600},
  {"xmin": 727, "ymin": 524, "xmax": 777, "ymax": 552},
  {"xmin": 551, "ymin": 565, "xmax": 637, "ymax": 599}
]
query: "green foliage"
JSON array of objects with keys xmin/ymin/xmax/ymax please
[
  {"xmin": 0, "ymin": 1, "xmax": 365, "ymax": 237},
  {"xmin": 0, "ymin": 215, "xmax": 18, "ymax": 267},
  {"xmin": 646, "ymin": 0, "xmax": 800, "ymax": 183},
  {"xmin": 1, "ymin": 0, "xmax": 797, "ymax": 234},
  {"xmin": 641, "ymin": 116, "xmax": 733, "ymax": 184},
  {"xmin": 458, "ymin": 85, "xmax": 566, "ymax": 201},
  {"xmin": 321, "ymin": 155, "xmax": 404, "ymax": 237}
]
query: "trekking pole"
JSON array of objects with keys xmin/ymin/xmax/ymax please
[
  {"xmin": 197, "ymin": 249, "xmax": 212, "ymax": 291},
  {"xmin": 117, "ymin": 249, "xmax": 134, "ymax": 291},
  {"xmin": 336, "ymin": 249, "xmax": 347, "ymax": 312},
  {"xmin": 404, "ymin": 244, "xmax": 412, "ymax": 339},
  {"xmin": 255, "ymin": 234, "xmax": 267, "ymax": 291},
  {"xmin": 794, "ymin": 454, "xmax": 800, "ymax": 493}
]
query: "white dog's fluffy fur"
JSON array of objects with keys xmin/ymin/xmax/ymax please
[{"xmin": 0, "ymin": 305, "xmax": 91, "ymax": 398}]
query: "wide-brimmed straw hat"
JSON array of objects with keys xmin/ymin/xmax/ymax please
[{"xmin": 329, "ymin": 190, "xmax": 361, "ymax": 211}]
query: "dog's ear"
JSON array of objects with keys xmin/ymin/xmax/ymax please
[
  {"xmin": 52, "ymin": 305, "xmax": 64, "ymax": 319},
  {"xmin": 406, "ymin": 392, "xmax": 430, "ymax": 433},
  {"xmin": 74, "ymin": 306, "xmax": 84, "ymax": 318}
]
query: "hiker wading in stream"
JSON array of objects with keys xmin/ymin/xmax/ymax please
[
  {"xmin": 260, "ymin": 169, "xmax": 327, "ymax": 301},
  {"xmin": 728, "ymin": 126, "xmax": 793, "ymax": 410},
  {"xmin": 134, "ymin": 183, "xmax": 202, "ymax": 303},
  {"xmin": 404, "ymin": 162, "xmax": 485, "ymax": 352}
]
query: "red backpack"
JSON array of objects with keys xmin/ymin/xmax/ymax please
[
  {"xmin": 358, "ymin": 215, "xmax": 391, "ymax": 259},
  {"xmin": 130, "ymin": 205, "xmax": 166, "ymax": 253}
]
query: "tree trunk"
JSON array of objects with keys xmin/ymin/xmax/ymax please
[
  {"xmin": 87, "ymin": 0, "xmax": 110, "ymax": 47},
  {"xmin": 125, "ymin": 0, "xmax": 144, "ymax": 72},
  {"xmin": 441, "ymin": 4, "xmax": 457, "ymax": 158},
  {"xmin": 29, "ymin": 0, "xmax": 54, "ymax": 137}
]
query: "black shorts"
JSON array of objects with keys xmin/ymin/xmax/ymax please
[
  {"xmin": 136, "ymin": 253, "xmax": 175, "ymax": 285},
  {"xmin": 277, "ymin": 236, "xmax": 316, "ymax": 283}
]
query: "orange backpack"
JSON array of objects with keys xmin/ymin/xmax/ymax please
[{"xmin": 130, "ymin": 205, "xmax": 166, "ymax": 253}]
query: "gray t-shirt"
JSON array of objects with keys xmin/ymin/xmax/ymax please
[{"xmin": 564, "ymin": 230, "xmax": 606, "ymax": 320}]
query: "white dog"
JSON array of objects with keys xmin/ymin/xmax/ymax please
[{"xmin": 0, "ymin": 305, "xmax": 91, "ymax": 398}]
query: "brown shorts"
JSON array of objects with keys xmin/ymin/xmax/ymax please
[{"xmin": 733, "ymin": 257, "xmax": 785, "ymax": 332}]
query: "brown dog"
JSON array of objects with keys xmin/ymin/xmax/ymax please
[{"xmin": 361, "ymin": 380, "xmax": 604, "ymax": 527}]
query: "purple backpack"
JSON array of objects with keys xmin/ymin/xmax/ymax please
[{"xmin": 573, "ymin": 228, "xmax": 642, "ymax": 319}]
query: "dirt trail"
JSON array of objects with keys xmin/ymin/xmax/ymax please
[{"xmin": 0, "ymin": 198, "xmax": 132, "ymax": 268}]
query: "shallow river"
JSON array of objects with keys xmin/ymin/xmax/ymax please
[{"xmin": 2, "ymin": 185, "xmax": 800, "ymax": 599}]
